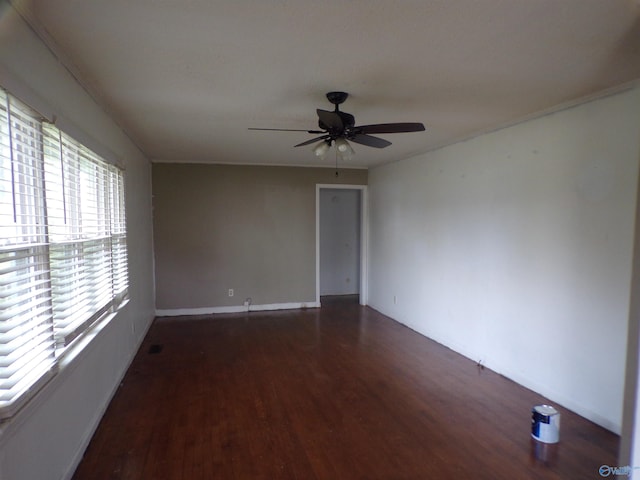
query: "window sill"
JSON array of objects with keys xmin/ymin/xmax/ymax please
[{"xmin": 0, "ymin": 298, "xmax": 130, "ymax": 445}]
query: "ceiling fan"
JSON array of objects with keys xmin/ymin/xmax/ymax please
[{"xmin": 249, "ymin": 91, "xmax": 425, "ymax": 160}]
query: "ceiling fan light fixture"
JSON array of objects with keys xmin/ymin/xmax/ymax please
[
  {"xmin": 338, "ymin": 150, "xmax": 354, "ymax": 162},
  {"xmin": 334, "ymin": 137, "xmax": 351, "ymax": 153},
  {"xmin": 312, "ymin": 140, "xmax": 331, "ymax": 158},
  {"xmin": 335, "ymin": 138, "xmax": 355, "ymax": 161},
  {"xmin": 336, "ymin": 138, "xmax": 355, "ymax": 160}
]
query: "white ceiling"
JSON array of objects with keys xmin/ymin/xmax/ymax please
[{"xmin": 17, "ymin": 0, "xmax": 640, "ymax": 168}]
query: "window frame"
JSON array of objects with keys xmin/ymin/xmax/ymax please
[{"xmin": 0, "ymin": 88, "xmax": 128, "ymax": 420}]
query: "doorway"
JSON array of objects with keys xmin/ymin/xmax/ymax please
[{"xmin": 316, "ymin": 184, "xmax": 368, "ymax": 306}]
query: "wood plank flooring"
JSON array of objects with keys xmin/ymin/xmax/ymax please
[{"xmin": 72, "ymin": 300, "xmax": 618, "ymax": 479}]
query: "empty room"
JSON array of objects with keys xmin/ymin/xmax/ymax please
[{"xmin": 1, "ymin": 1, "xmax": 640, "ymax": 479}]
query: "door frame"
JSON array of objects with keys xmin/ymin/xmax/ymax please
[{"xmin": 316, "ymin": 184, "xmax": 368, "ymax": 306}]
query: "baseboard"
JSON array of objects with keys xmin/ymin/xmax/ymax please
[
  {"xmin": 62, "ymin": 311, "xmax": 154, "ymax": 480},
  {"xmin": 415, "ymin": 325, "xmax": 622, "ymax": 434},
  {"xmin": 155, "ymin": 301, "xmax": 320, "ymax": 317},
  {"xmin": 368, "ymin": 302, "xmax": 621, "ymax": 435}
]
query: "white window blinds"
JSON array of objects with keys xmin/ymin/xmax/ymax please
[{"xmin": 0, "ymin": 88, "xmax": 128, "ymax": 419}]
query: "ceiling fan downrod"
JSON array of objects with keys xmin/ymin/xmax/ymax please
[{"xmin": 326, "ymin": 91, "xmax": 349, "ymax": 111}]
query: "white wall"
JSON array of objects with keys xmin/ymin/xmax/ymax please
[
  {"xmin": 320, "ymin": 188, "xmax": 361, "ymax": 296},
  {"xmin": 0, "ymin": 6, "xmax": 155, "ymax": 480},
  {"xmin": 368, "ymin": 86, "xmax": 640, "ymax": 433},
  {"xmin": 620, "ymin": 140, "xmax": 640, "ymax": 472}
]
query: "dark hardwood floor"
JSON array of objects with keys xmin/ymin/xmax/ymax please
[{"xmin": 72, "ymin": 300, "xmax": 618, "ymax": 479}]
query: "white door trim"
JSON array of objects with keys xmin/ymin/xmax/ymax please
[{"xmin": 316, "ymin": 184, "xmax": 368, "ymax": 306}]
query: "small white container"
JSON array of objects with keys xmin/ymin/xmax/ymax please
[{"xmin": 531, "ymin": 405, "xmax": 560, "ymax": 443}]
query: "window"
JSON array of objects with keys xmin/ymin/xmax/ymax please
[{"xmin": 0, "ymin": 89, "xmax": 128, "ymax": 419}]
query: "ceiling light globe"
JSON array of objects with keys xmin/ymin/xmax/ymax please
[
  {"xmin": 312, "ymin": 141, "xmax": 330, "ymax": 157},
  {"xmin": 335, "ymin": 138, "xmax": 349, "ymax": 152}
]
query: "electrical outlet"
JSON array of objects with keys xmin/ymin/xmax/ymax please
[{"xmin": 228, "ymin": 289, "xmax": 234, "ymax": 297}]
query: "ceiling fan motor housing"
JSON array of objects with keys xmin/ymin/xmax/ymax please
[{"xmin": 318, "ymin": 111, "xmax": 355, "ymax": 133}]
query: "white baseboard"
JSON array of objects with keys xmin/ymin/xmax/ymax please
[
  {"xmin": 155, "ymin": 301, "xmax": 320, "ymax": 317},
  {"xmin": 385, "ymin": 311, "xmax": 622, "ymax": 435},
  {"xmin": 62, "ymin": 312, "xmax": 154, "ymax": 480}
]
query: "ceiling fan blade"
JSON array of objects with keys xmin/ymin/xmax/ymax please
[
  {"xmin": 349, "ymin": 134, "xmax": 392, "ymax": 149},
  {"xmin": 317, "ymin": 109, "xmax": 344, "ymax": 131},
  {"xmin": 249, "ymin": 127, "xmax": 324, "ymax": 134},
  {"xmin": 294, "ymin": 135, "xmax": 330, "ymax": 147},
  {"xmin": 356, "ymin": 122, "xmax": 425, "ymax": 134}
]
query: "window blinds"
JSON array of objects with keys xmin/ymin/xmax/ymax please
[{"xmin": 0, "ymin": 89, "xmax": 128, "ymax": 419}]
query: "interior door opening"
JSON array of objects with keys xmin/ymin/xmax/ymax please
[{"xmin": 316, "ymin": 185, "xmax": 367, "ymax": 307}]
